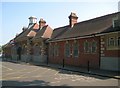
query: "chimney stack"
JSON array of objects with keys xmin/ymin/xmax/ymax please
[
  {"xmin": 39, "ymin": 18, "xmax": 46, "ymax": 29},
  {"xmin": 28, "ymin": 16, "xmax": 37, "ymax": 25},
  {"xmin": 68, "ymin": 12, "xmax": 78, "ymax": 28},
  {"xmin": 22, "ymin": 27, "xmax": 27, "ymax": 31}
]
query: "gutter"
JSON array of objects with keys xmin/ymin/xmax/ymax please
[{"xmin": 48, "ymin": 31, "xmax": 120, "ymax": 43}]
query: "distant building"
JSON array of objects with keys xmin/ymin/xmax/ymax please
[{"xmin": 12, "ymin": 16, "xmax": 39, "ymax": 62}]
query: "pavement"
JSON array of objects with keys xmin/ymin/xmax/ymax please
[
  {"xmin": 30, "ymin": 62, "xmax": 120, "ymax": 80},
  {"xmin": 2, "ymin": 58, "xmax": 120, "ymax": 80}
]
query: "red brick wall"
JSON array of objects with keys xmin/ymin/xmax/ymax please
[
  {"xmin": 48, "ymin": 36, "xmax": 100, "ymax": 69},
  {"xmin": 3, "ymin": 46, "xmax": 12, "ymax": 58},
  {"xmin": 78, "ymin": 37, "xmax": 100, "ymax": 68},
  {"xmin": 104, "ymin": 50, "xmax": 120, "ymax": 57},
  {"xmin": 49, "ymin": 41, "xmax": 65, "ymax": 64}
]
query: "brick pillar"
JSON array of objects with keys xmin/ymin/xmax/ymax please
[
  {"xmin": 41, "ymin": 41, "xmax": 46, "ymax": 55},
  {"xmin": 27, "ymin": 39, "xmax": 32, "ymax": 62},
  {"xmin": 100, "ymin": 36, "xmax": 105, "ymax": 57}
]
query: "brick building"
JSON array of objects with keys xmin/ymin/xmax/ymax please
[
  {"xmin": 48, "ymin": 12, "xmax": 120, "ymax": 71},
  {"xmin": 2, "ymin": 12, "xmax": 120, "ymax": 71},
  {"xmin": 32, "ymin": 18, "xmax": 53, "ymax": 63},
  {"xmin": 12, "ymin": 16, "xmax": 39, "ymax": 62}
]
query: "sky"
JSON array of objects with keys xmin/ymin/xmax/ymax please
[{"xmin": 1, "ymin": 0, "xmax": 120, "ymax": 45}]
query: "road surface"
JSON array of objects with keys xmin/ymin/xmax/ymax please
[{"xmin": 1, "ymin": 60, "xmax": 119, "ymax": 87}]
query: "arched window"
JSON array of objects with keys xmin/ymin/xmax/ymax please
[
  {"xmin": 22, "ymin": 44, "xmax": 27, "ymax": 55},
  {"xmin": 33, "ymin": 43, "xmax": 41, "ymax": 55}
]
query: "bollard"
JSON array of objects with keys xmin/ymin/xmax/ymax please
[
  {"xmin": 63, "ymin": 59, "xmax": 64, "ymax": 68},
  {"xmin": 88, "ymin": 61, "xmax": 90, "ymax": 72}
]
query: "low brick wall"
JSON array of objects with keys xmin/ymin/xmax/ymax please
[{"xmin": 33, "ymin": 55, "xmax": 47, "ymax": 63}]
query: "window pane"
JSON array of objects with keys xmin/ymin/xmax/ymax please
[
  {"xmin": 92, "ymin": 42, "xmax": 97, "ymax": 53},
  {"xmin": 65, "ymin": 43, "xmax": 70, "ymax": 57},
  {"xmin": 54, "ymin": 45, "xmax": 59, "ymax": 56},
  {"xmin": 109, "ymin": 38, "xmax": 114, "ymax": 46},
  {"xmin": 114, "ymin": 20, "xmax": 120, "ymax": 27},
  {"xmin": 84, "ymin": 41, "xmax": 90, "ymax": 53},
  {"xmin": 73, "ymin": 43, "xmax": 79, "ymax": 57}
]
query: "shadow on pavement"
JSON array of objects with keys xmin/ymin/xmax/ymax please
[
  {"xmin": 2, "ymin": 80, "xmax": 80, "ymax": 88},
  {"xmin": 58, "ymin": 69, "xmax": 110, "ymax": 80},
  {"xmin": 2, "ymin": 80, "xmax": 50, "ymax": 86}
]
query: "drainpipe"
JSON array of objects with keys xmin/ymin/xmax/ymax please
[{"xmin": 99, "ymin": 36, "xmax": 101, "ymax": 69}]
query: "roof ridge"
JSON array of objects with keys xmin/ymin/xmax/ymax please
[
  {"xmin": 76, "ymin": 11, "xmax": 120, "ymax": 25},
  {"xmin": 54, "ymin": 12, "xmax": 119, "ymax": 30}
]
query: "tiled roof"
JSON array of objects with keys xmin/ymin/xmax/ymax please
[
  {"xmin": 27, "ymin": 23, "xmax": 39, "ymax": 37},
  {"xmin": 32, "ymin": 25, "xmax": 53, "ymax": 41},
  {"xmin": 14, "ymin": 23, "xmax": 39, "ymax": 42},
  {"xmin": 50, "ymin": 12, "xmax": 120, "ymax": 41},
  {"xmin": 50, "ymin": 25, "xmax": 69, "ymax": 40},
  {"xmin": 3, "ymin": 39, "xmax": 14, "ymax": 48}
]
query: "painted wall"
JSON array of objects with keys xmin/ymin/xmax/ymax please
[{"xmin": 100, "ymin": 32, "xmax": 120, "ymax": 71}]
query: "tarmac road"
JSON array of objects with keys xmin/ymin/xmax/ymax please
[{"xmin": 1, "ymin": 60, "xmax": 119, "ymax": 87}]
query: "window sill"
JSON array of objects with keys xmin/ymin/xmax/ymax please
[{"xmin": 106, "ymin": 47, "xmax": 120, "ymax": 50}]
